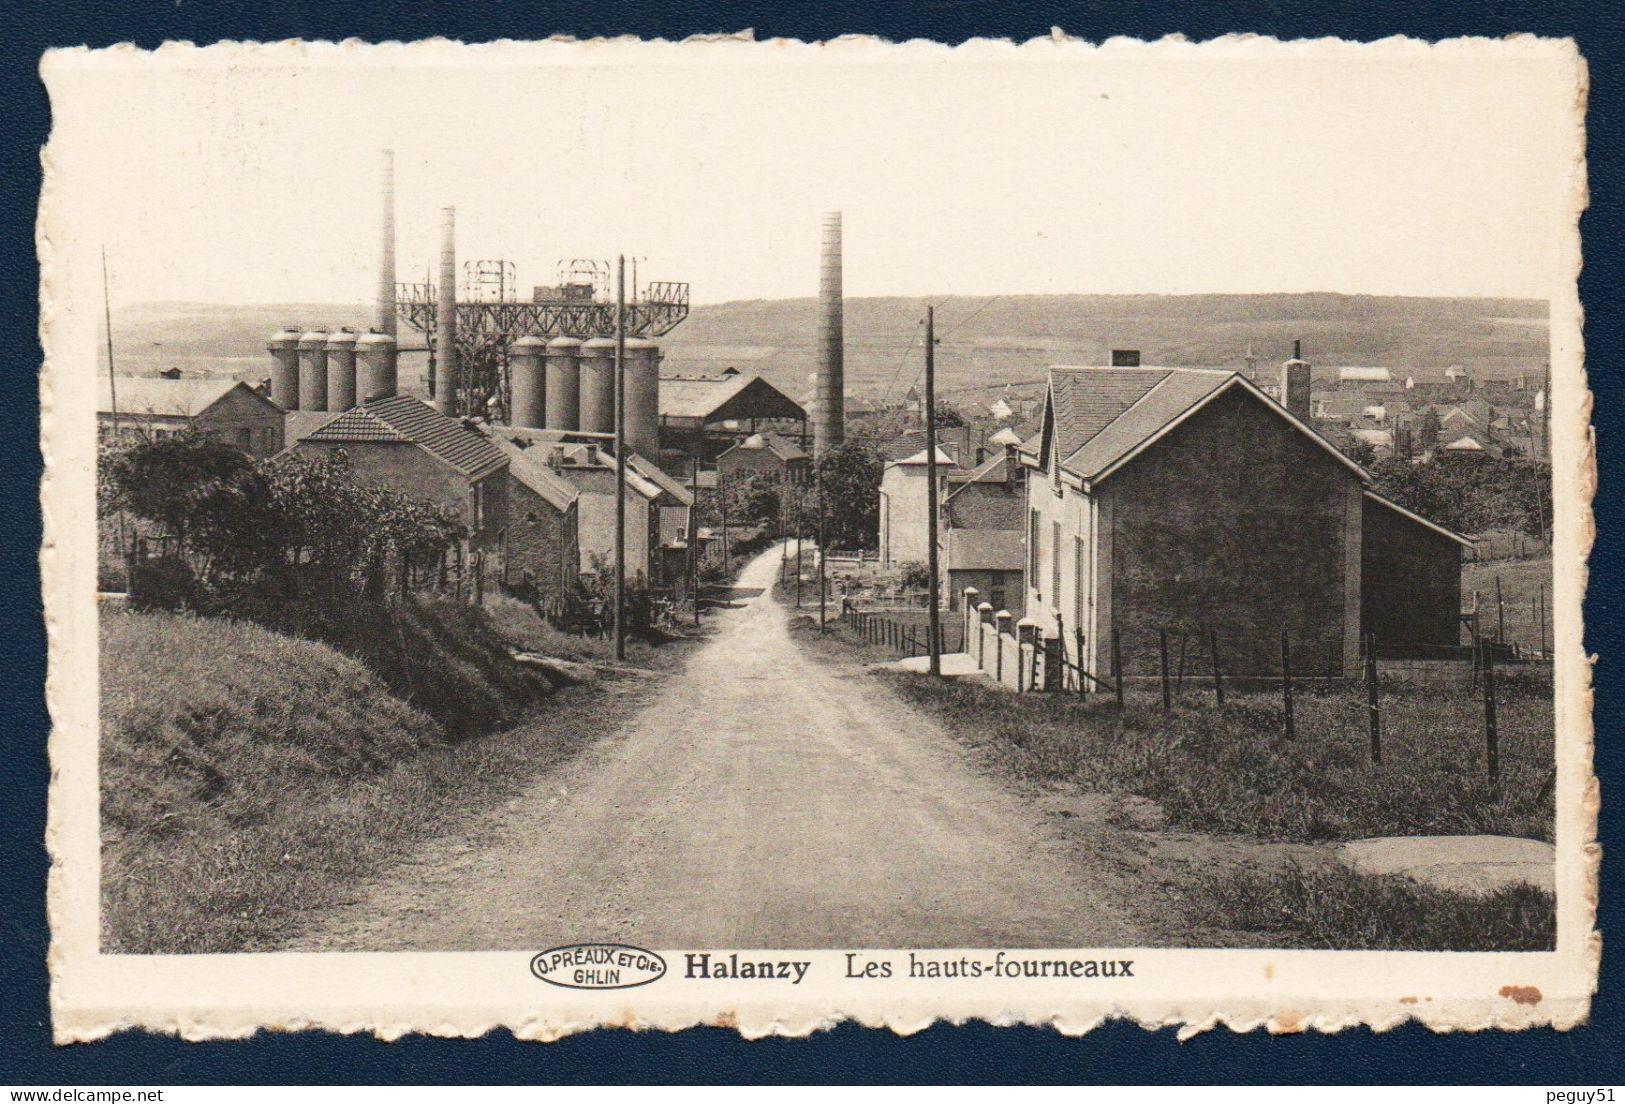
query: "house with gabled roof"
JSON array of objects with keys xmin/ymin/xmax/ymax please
[
  {"xmin": 288, "ymin": 393, "xmax": 510, "ymax": 566},
  {"xmin": 942, "ymin": 447, "xmax": 1027, "ymax": 616},
  {"xmin": 487, "ymin": 431, "xmax": 581, "ymax": 603},
  {"xmin": 100, "ymin": 376, "xmax": 285, "ymax": 458},
  {"xmin": 1020, "ymin": 361, "xmax": 1470, "ymax": 682},
  {"xmin": 716, "ymin": 431, "xmax": 811, "ymax": 485}
]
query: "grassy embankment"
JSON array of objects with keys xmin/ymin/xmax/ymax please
[
  {"xmin": 792, "ymin": 610, "xmax": 1556, "ymax": 950},
  {"xmin": 101, "ymin": 599, "xmax": 681, "ymax": 953}
]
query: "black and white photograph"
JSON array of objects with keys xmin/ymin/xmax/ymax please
[{"xmin": 40, "ymin": 35, "xmax": 1593, "ymax": 1038}]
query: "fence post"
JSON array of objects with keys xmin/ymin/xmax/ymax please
[
  {"xmin": 1176, "ymin": 633, "xmax": 1187, "ymax": 693},
  {"xmin": 995, "ymin": 611, "xmax": 1011, "ymax": 684},
  {"xmin": 1366, "ymin": 632, "xmax": 1382, "ymax": 764},
  {"xmin": 1496, "ymin": 575, "xmax": 1505, "ymax": 645},
  {"xmin": 1209, "ymin": 627, "xmax": 1224, "ymax": 708},
  {"xmin": 1076, "ymin": 625, "xmax": 1087, "ymax": 698},
  {"xmin": 978, "ymin": 603, "xmax": 992, "ymax": 666},
  {"xmin": 1280, "ymin": 630, "xmax": 1295, "ymax": 740},
  {"xmin": 1159, "ymin": 629, "xmax": 1171, "ymax": 711},
  {"xmin": 1482, "ymin": 637, "xmax": 1500, "ymax": 792},
  {"xmin": 1112, "ymin": 625, "xmax": 1125, "ymax": 710}
]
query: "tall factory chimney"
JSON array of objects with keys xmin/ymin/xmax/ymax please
[
  {"xmin": 435, "ymin": 206, "xmax": 458, "ymax": 416},
  {"xmin": 813, "ymin": 210, "xmax": 844, "ymax": 458},
  {"xmin": 376, "ymin": 150, "xmax": 397, "ymax": 337}
]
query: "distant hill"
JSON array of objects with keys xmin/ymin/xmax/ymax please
[{"xmin": 107, "ymin": 293, "xmax": 1549, "ymax": 407}]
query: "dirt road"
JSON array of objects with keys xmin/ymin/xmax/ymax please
[{"xmin": 294, "ymin": 545, "xmax": 1146, "ymax": 950}]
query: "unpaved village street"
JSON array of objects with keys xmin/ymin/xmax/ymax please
[{"xmin": 293, "ymin": 545, "xmax": 1148, "ymax": 950}]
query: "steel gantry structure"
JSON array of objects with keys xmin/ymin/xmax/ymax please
[{"xmin": 394, "ymin": 272, "xmax": 690, "ymax": 419}]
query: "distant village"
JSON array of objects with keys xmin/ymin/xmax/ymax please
[{"xmin": 96, "ymin": 150, "xmax": 1550, "ymax": 689}]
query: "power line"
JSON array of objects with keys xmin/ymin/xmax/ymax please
[{"xmin": 878, "ymin": 319, "xmax": 925, "ymax": 406}]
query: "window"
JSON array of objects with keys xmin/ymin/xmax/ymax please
[
  {"xmin": 989, "ymin": 574, "xmax": 1007, "ymax": 614},
  {"xmin": 1029, "ymin": 508, "xmax": 1041, "ymax": 596},
  {"xmin": 471, "ymin": 480, "xmax": 485, "ymax": 532},
  {"xmin": 238, "ymin": 427, "xmax": 253, "ymax": 449},
  {"xmin": 1051, "ymin": 521, "xmax": 1061, "ymax": 603}
]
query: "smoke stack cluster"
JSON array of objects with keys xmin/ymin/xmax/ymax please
[{"xmin": 813, "ymin": 210, "xmax": 844, "ymax": 459}]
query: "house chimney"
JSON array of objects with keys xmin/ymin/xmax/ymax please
[
  {"xmin": 548, "ymin": 445, "xmax": 565, "ymax": 471},
  {"xmin": 1281, "ymin": 342, "xmax": 1312, "ymax": 423},
  {"xmin": 1110, "ymin": 349, "xmax": 1141, "ymax": 367}
]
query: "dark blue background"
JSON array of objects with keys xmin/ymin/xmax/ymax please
[{"xmin": 3, "ymin": 0, "xmax": 1618, "ymax": 1085}]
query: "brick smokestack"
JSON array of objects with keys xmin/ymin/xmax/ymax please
[
  {"xmin": 813, "ymin": 211, "xmax": 844, "ymax": 458},
  {"xmin": 435, "ymin": 206, "xmax": 458, "ymax": 416},
  {"xmin": 1280, "ymin": 339, "xmax": 1312, "ymax": 422},
  {"xmin": 376, "ymin": 149, "xmax": 397, "ymax": 337}
]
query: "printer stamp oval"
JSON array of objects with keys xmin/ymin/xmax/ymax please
[{"xmin": 530, "ymin": 944, "xmax": 667, "ymax": 989}]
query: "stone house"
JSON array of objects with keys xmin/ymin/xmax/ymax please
[
  {"xmin": 942, "ymin": 448, "xmax": 1026, "ymax": 615},
  {"xmin": 488, "ymin": 432, "xmax": 581, "ymax": 603},
  {"xmin": 289, "ymin": 394, "xmax": 510, "ymax": 567},
  {"xmin": 716, "ymin": 432, "xmax": 811, "ymax": 485},
  {"xmin": 99, "ymin": 377, "xmax": 285, "ymax": 459},
  {"xmin": 1021, "ymin": 363, "xmax": 1469, "ymax": 682}
]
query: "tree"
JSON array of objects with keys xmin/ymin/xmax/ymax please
[
  {"xmin": 1418, "ymin": 408, "xmax": 1442, "ymax": 452},
  {"xmin": 814, "ymin": 440, "xmax": 886, "ymax": 550},
  {"xmin": 104, "ymin": 427, "xmax": 278, "ymax": 580},
  {"xmin": 1345, "ymin": 438, "xmax": 1378, "ymax": 467}
]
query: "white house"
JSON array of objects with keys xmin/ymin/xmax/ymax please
[{"xmin": 877, "ymin": 447, "xmax": 956, "ymax": 565}]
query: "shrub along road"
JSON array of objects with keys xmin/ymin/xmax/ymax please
[{"xmin": 292, "ymin": 544, "xmax": 1150, "ymax": 950}]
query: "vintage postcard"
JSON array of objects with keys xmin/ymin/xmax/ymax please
[{"xmin": 41, "ymin": 34, "xmax": 1595, "ymax": 1041}]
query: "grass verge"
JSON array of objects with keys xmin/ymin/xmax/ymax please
[
  {"xmin": 796, "ymin": 612, "xmax": 1553, "ymax": 843},
  {"xmin": 1195, "ymin": 865, "xmax": 1555, "ymax": 950},
  {"xmin": 101, "ymin": 606, "xmax": 689, "ymax": 952}
]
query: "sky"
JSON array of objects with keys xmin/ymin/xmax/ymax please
[{"xmin": 42, "ymin": 37, "xmax": 1583, "ymax": 307}]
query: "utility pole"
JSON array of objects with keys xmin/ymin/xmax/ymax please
[
  {"xmin": 689, "ymin": 450, "xmax": 700, "ymax": 626},
  {"xmin": 613, "ymin": 254, "xmax": 627, "ymax": 661},
  {"xmin": 101, "ymin": 246, "xmax": 120, "ymax": 439},
  {"xmin": 925, "ymin": 304, "xmax": 942, "ymax": 677},
  {"xmin": 818, "ymin": 464, "xmax": 827, "ymax": 634},
  {"xmin": 102, "ymin": 245, "xmax": 125, "ymax": 556}
]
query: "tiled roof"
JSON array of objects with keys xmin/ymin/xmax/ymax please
[
  {"xmin": 626, "ymin": 453, "xmax": 695, "ymax": 507},
  {"xmin": 1043, "ymin": 367, "xmax": 1365, "ymax": 485},
  {"xmin": 722, "ymin": 431, "xmax": 809, "ymax": 462},
  {"xmin": 301, "ymin": 394, "xmax": 508, "ymax": 479},
  {"xmin": 1045, "ymin": 367, "xmax": 1172, "ymax": 464},
  {"xmin": 491, "ymin": 436, "xmax": 579, "ymax": 512}
]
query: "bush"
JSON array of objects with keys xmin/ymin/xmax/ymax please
[{"xmin": 127, "ymin": 556, "xmax": 199, "ymax": 612}]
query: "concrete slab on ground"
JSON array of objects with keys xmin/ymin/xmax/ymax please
[
  {"xmin": 894, "ymin": 652, "xmax": 983, "ymax": 678},
  {"xmin": 1340, "ymin": 835, "xmax": 1555, "ymax": 896}
]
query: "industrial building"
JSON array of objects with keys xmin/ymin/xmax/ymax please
[
  {"xmin": 657, "ymin": 372, "xmax": 809, "ymax": 467},
  {"xmin": 1019, "ymin": 351, "xmax": 1470, "ymax": 681},
  {"xmin": 99, "ymin": 377, "xmax": 285, "ymax": 458}
]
